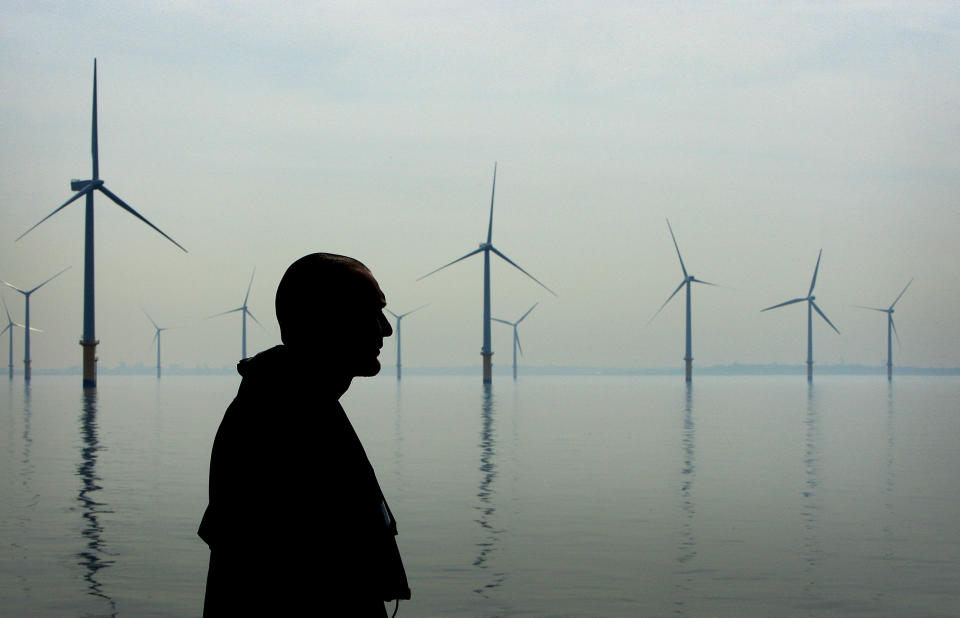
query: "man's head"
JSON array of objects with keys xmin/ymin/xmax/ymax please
[{"xmin": 276, "ymin": 253, "xmax": 393, "ymax": 378}]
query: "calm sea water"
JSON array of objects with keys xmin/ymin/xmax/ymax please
[{"xmin": 1, "ymin": 374, "xmax": 959, "ymax": 617}]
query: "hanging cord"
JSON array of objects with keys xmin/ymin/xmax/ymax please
[{"xmin": 391, "ymin": 599, "xmax": 400, "ymax": 618}]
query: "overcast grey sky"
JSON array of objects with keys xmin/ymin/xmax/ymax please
[{"xmin": 1, "ymin": 1, "xmax": 957, "ymax": 372}]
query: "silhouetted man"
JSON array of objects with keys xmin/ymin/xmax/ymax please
[{"xmin": 199, "ymin": 253, "xmax": 410, "ymax": 617}]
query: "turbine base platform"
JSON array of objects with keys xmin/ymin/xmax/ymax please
[
  {"xmin": 81, "ymin": 339, "xmax": 99, "ymax": 389},
  {"xmin": 24, "ymin": 359, "xmax": 31, "ymax": 382},
  {"xmin": 482, "ymin": 352, "xmax": 493, "ymax": 384}
]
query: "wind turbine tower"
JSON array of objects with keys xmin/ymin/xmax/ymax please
[
  {"xmin": 386, "ymin": 304, "xmax": 428, "ymax": 380},
  {"xmin": 143, "ymin": 310, "xmax": 168, "ymax": 379},
  {"xmin": 210, "ymin": 268, "xmax": 262, "ymax": 360},
  {"xmin": 1, "ymin": 295, "xmax": 39, "ymax": 379},
  {"xmin": 2, "ymin": 267, "xmax": 69, "ymax": 381},
  {"xmin": 857, "ymin": 279, "xmax": 913, "ymax": 380},
  {"xmin": 492, "ymin": 302, "xmax": 537, "ymax": 380},
  {"xmin": 419, "ymin": 163, "xmax": 556, "ymax": 383},
  {"xmin": 762, "ymin": 250, "xmax": 840, "ymax": 381},
  {"xmin": 16, "ymin": 59, "xmax": 187, "ymax": 389},
  {"xmin": 648, "ymin": 219, "xmax": 716, "ymax": 382}
]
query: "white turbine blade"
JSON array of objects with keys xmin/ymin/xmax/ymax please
[
  {"xmin": 889, "ymin": 278, "xmax": 913, "ymax": 310},
  {"xmin": 515, "ymin": 329, "xmax": 524, "ymax": 357},
  {"xmin": 27, "ymin": 266, "xmax": 71, "ymax": 294},
  {"xmin": 386, "ymin": 309, "xmax": 400, "ymax": 319},
  {"xmin": 243, "ymin": 268, "xmax": 256, "ymax": 305},
  {"xmin": 207, "ymin": 307, "xmax": 244, "ymax": 319},
  {"xmin": 16, "ymin": 185, "xmax": 96, "ymax": 242},
  {"xmin": 487, "ymin": 162, "xmax": 497, "ymax": 245},
  {"xmin": 417, "ymin": 247, "xmax": 484, "ymax": 281},
  {"xmin": 491, "ymin": 317, "xmax": 513, "ymax": 326},
  {"xmin": 761, "ymin": 297, "xmax": 806, "ymax": 312},
  {"xmin": 152, "ymin": 330, "xmax": 159, "ymax": 345},
  {"xmin": 26, "ymin": 325, "xmax": 42, "ymax": 333},
  {"xmin": 98, "ymin": 185, "xmax": 188, "ymax": 252},
  {"xmin": 891, "ymin": 316, "xmax": 901, "ymax": 348},
  {"xmin": 666, "ymin": 219, "xmax": 688, "ymax": 278},
  {"xmin": 1, "ymin": 280, "xmax": 27, "ymax": 294},
  {"xmin": 489, "ymin": 246, "xmax": 557, "ymax": 297},
  {"xmin": 811, "ymin": 301, "xmax": 840, "ymax": 334},
  {"xmin": 808, "ymin": 249, "xmax": 822, "ymax": 296},
  {"xmin": 649, "ymin": 280, "xmax": 686, "ymax": 325},
  {"xmin": 853, "ymin": 304, "xmax": 888, "ymax": 313},
  {"xmin": 691, "ymin": 277, "xmax": 718, "ymax": 287},
  {"xmin": 142, "ymin": 308, "xmax": 160, "ymax": 330},
  {"xmin": 245, "ymin": 308, "xmax": 266, "ymax": 330},
  {"xmin": 517, "ymin": 302, "xmax": 538, "ymax": 324},
  {"xmin": 0, "ymin": 324, "xmax": 10, "ymax": 336},
  {"xmin": 1, "ymin": 295, "xmax": 11, "ymax": 321},
  {"xmin": 399, "ymin": 303, "xmax": 430, "ymax": 319}
]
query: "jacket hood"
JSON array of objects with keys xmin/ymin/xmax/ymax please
[{"xmin": 236, "ymin": 345, "xmax": 288, "ymax": 380}]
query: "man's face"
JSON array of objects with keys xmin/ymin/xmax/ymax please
[{"xmin": 331, "ymin": 267, "xmax": 393, "ymax": 378}]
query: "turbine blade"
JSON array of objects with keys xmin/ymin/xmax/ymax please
[
  {"xmin": 417, "ymin": 248, "xmax": 484, "ymax": 281},
  {"xmin": 811, "ymin": 301, "xmax": 840, "ymax": 334},
  {"xmin": 808, "ymin": 249, "xmax": 822, "ymax": 296},
  {"xmin": 152, "ymin": 330, "xmax": 159, "ymax": 345},
  {"xmin": 889, "ymin": 278, "xmax": 913, "ymax": 310},
  {"xmin": 489, "ymin": 246, "xmax": 557, "ymax": 296},
  {"xmin": 0, "ymin": 324, "xmax": 9, "ymax": 336},
  {"xmin": 517, "ymin": 302, "xmax": 538, "ymax": 323},
  {"xmin": 666, "ymin": 219, "xmax": 687, "ymax": 278},
  {"xmin": 386, "ymin": 309, "xmax": 400, "ymax": 319},
  {"xmin": 399, "ymin": 303, "xmax": 430, "ymax": 319},
  {"xmin": 2, "ymin": 280, "xmax": 27, "ymax": 294},
  {"xmin": 244, "ymin": 268, "xmax": 256, "ymax": 305},
  {"xmin": 648, "ymin": 280, "xmax": 686, "ymax": 325},
  {"xmin": 891, "ymin": 316, "xmax": 901, "ymax": 348},
  {"xmin": 92, "ymin": 58, "xmax": 99, "ymax": 180},
  {"xmin": 207, "ymin": 307, "xmax": 244, "ymax": 319},
  {"xmin": 853, "ymin": 304, "xmax": 888, "ymax": 313},
  {"xmin": 16, "ymin": 185, "xmax": 95, "ymax": 242},
  {"xmin": 691, "ymin": 277, "xmax": 718, "ymax": 287},
  {"xmin": 761, "ymin": 297, "xmax": 806, "ymax": 312},
  {"xmin": 142, "ymin": 308, "xmax": 160, "ymax": 329},
  {"xmin": 98, "ymin": 185, "xmax": 188, "ymax": 252},
  {"xmin": 1, "ymin": 296, "xmax": 11, "ymax": 321},
  {"xmin": 491, "ymin": 317, "xmax": 513, "ymax": 326},
  {"xmin": 515, "ymin": 329, "xmax": 524, "ymax": 357},
  {"xmin": 27, "ymin": 266, "xmax": 71, "ymax": 294},
  {"xmin": 26, "ymin": 325, "xmax": 42, "ymax": 333},
  {"xmin": 487, "ymin": 162, "xmax": 497, "ymax": 245},
  {"xmin": 245, "ymin": 308, "xmax": 265, "ymax": 330}
]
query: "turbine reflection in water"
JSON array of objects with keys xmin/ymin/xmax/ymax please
[
  {"xmin": 801, "ymin": 383, "xmax": 823, "ymax": 602},
  {"xmin": 473, "ymin": 385, "xmax": 505, "ymax": 597},
  {"xmin": 674, "ymin": 383, "xmax": 698, "ymax": 611},
  {"xmin": 77, "ymin": 390, "xmax": 117, "ymax": 616}
]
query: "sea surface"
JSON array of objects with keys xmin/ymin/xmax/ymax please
[{"xmin": 1, "ymin": 374, "xmax": 959, "ymax": 617}]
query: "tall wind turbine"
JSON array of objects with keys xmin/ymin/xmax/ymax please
[
  {"xmin": 143, "ymin": 309, "xmax": 168, "ymax": 379},
  {"xmin": 762, "ymin": 250, "xmax": 840, "ymax": 381},
  {"xmin": 2, "ymin": 267, "xmax": 69, "ymax": 381},
  {"xmin": 16, "ymin": 59, "xmax": 187, "ymax": 389},
  {"xmin": 1, "ymin": 294, "xmax": 40, "ymax": 379},
  {"xmin": 492, "ymin": 302, "xmax": 537, "ymax": 380},
  {"xmin": 856, "ymin": 279, "xmax": 913, "ymax": 380},
  {"xmin": 209, "ymin": 268, "xmax": 262, "ymax": 360},
  {"xmin": 648, "ymin": 219, "xmax": 716, "ymax": 382},
  {"xmin": 386, "ymin": 304, "xmax": 428, "ymax": 380},
  {"xmin": 419, "ymin": 163, "xmax": 556, "ymax": 383}
]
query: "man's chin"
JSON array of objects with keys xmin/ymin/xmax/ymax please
[{"xmin": 355, "ymin": 359, "xmax": 382, "ymax": 377}]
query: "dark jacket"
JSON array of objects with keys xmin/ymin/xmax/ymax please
[{"xmin": 199, "ymin": 346, "xmax": 410, "ymax": 615}]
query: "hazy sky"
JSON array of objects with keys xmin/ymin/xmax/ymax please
[{"xmin": 1, "ymin": 1, "xmax": 958, "ymax": 372}]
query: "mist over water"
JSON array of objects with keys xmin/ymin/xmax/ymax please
[{"xmin": 1, "ymin": 375, "xmax": 959, "ymax": 616}]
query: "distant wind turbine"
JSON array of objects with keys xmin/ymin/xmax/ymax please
[
  {"xmin": 492, "ymin": 302, "xmax": 538, "ymax": 380},
  {"xmin": 762, "ymin": 249, "xmax": 839, "ymax": 381},
  {"xmin": 2, "ymin": 267, "xmax": 69, "ymax": 381},
  {"xmin": 386, "ymin": 304, "xmax": 428, "ymax": 380},
  {"xmin": 856, "ymin": 279, "xmax": 913, "ymax": 380},
  {"xmin": 143, "ymin": 309, "xmax": 168, "ymax": 379},
  {"xmin": 419, "ymin": 163, "xmax": 556, "ymax": 383},
  {"xmin": 1, "ymin": 294, "xmax": 40, "ymax": 379},
  {"xmin": 648, "ymin": 219, "xmax": 717, "ymax": 382},
  {"xmin": 15, "ymin": 59, "xmax": 187, "ymax": 389},
  {"xmin": 209, "ymin": 268, "xmax": 262, "ymax": 360}
]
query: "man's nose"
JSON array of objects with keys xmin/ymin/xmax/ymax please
[{"xmin": 380, "ymin": 313, "xmax": 393, "ymax": 337}]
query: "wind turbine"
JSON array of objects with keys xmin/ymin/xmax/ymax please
[
  {"xmin": 143, "ymin": 309, "xmax": 168, "ymax": 379},
  {"xmin": 762, "ymin": 250, "xmax": 840, "ymax": 381},
  {"xmin": 492, "ymin": 302, "xmax": 537, "ymax": 380},
  {"xmin": 648, "ymin": 219, "xmax": 717, "ymax": 382},
  {"xmin": 2, "ymin": 267, "xmax": 69, "ymax": 381},
  {"xmin": 209, "ymin": 268, "xmax": 262, "ymax": 360},
  {"xmin": 16, "ymin": 59, "xmax": 187, "ymax": 389},
  {"xmin": 386, "ymin": 304, "xmax": 428, "ymax": 380},
  {"xmin": 1, "ymin": 294, "xmax": 40, "ymax": 379},
  {"xmin": 419, "ymin": 163, "xmax": 556, "ymax": 383},
  {"xmin": 856, "ymin": 279, "xmax": 913, "ymax": 380}
]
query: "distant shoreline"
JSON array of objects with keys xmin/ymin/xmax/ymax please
[{"xmin": 20, "ymin": 363, "xmax": 960, "ymax": 377}]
